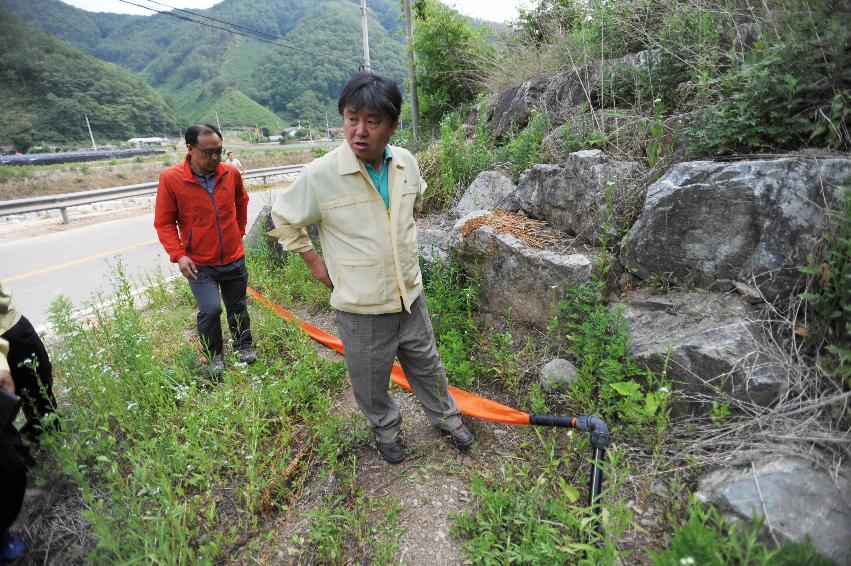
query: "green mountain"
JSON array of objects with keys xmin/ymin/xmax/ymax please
[
  {"xmin": 0, "ymin": 0, "xmax": 408, "ymax": 130},
  {"xmin": 0, "ymin": 11, "xmax": 180, "ymax": 150}
]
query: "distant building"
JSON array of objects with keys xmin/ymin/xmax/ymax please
[
  {"xmin": 268, "ymin": 135, "xmax": 283, "ymax": 142},
  {"xmin": 127, "ymin": 137, "xmax": 168, "ymax": 147},
  {"xmin": 281, "ymin": 126, "xmax": 303, "ymax": 138}
]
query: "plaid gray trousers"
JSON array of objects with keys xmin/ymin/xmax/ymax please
[{"xmin": 335, "ymin": 293, "xmax": 463, "ymax": 443}]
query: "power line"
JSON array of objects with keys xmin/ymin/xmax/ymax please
[
  {"xmin": 140, "ymin": 0, "xmax": 296, "ymax": 46},
  {"xmin": 115, "ymin": 0, "xmax": 366, "ymax": 70}
]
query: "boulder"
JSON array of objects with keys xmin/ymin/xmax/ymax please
[
  {"xmin": 696, "ymin": 455, "xmax": 851, "ymax": 565},
  {"xmin": 617, "ymin": 290, "xmax": 788, "ymax": 413},
  {"xmin": 249, "ymin": 205, "xmax": 323, "ymax": 263},
  {"xmin": 538, "ymin": 110, "xmax": 652, "ymax": 163},
  {"xmin": 451, "ymin": 211, "xmax": 594, "ymax": 328},
  {"xmin": 454, "ymin": 171, "xmax": 519, "ymax": 218},
  {"xmin": 489, "ymin": 50, "xmax": 658, "ymax": 139},
  {"xmin": 540, "ymin": 358, "xmax": 579, "ymax": 391},
  {"xmin": 246, "ymin": 205, "xmax": 286, "ymax": 263},
  {"xmin": 418, "ymin": 227, "xmax": 451, "ymax": 275},
  {"xmin": 515, "ymin": 150, "xmax": 645, "ymax": 245},
  {"xmin": 621, "ymin": 155, "xmax": 851, "ymax": 299}
]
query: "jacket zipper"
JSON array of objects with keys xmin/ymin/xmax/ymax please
[
  {"xmin": 210, "ymin": 171, "xmax": 228, "ymax": 264},
  {"xmin": 192, "ymin": 170, "xmax": 228, "ymax": 264}
]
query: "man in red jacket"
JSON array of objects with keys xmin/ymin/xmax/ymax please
[{"xmin": 154, "ymin": 124, "xmax": 256, "ymax": 375}]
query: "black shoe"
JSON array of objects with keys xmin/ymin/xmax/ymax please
[
  {"xmin": 237, "ymin": 347, "xmax": 257, "ymax": 365},
  {"xmin": 376, "ymin": 439, "xmax": 405, "ymax": 464},
  {"xmin": 446, "ymin": 424, "xmax": 474, "ymax": 449}
]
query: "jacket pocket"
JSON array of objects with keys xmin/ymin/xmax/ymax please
[
  {"xmin": 319, "ymin": 192, "xmax": 379, "ymax": 239},
  {"xmin": 332, "ymin": 256, "xmax": 386, "ymax": 306}
]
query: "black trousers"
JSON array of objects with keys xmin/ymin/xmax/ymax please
[
  {"xmin": 187, "ymin": 256, "xmax": 252, "ymax": 358},
  {"xmin": 2, "ymin": 315, "xmax": 56, "ymax": 435},
  {"xmin": 0, "ymin": 431, "xmax": 26, "ymax": 534}
]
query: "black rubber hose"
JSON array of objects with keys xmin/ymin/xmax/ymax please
[{"xmin": 529, "ymin": 414, "xmax": 610, "ymax": 519}]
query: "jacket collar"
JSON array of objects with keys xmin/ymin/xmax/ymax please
[
  {"xmin": 182, "ymin": 155, "xmax": 227, "ymax": 182},
  {"xmin": 337, "ymin": 141, "xmax": 405, "ymax": 175}
]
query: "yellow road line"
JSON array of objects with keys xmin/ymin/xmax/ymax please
[{"xmin": 5, "ymin": 239, "xmax": 159, "ymax": 283}]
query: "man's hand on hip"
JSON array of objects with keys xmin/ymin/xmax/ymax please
[
  {"xmin": 300, "ymin": 250, "xmax": 333, "ymax": 289},
  {"xmin": 177, "ymin": 255, "xmax": 198, "ymax": 281},
  {"xmin": 0, "ymin": 369, "xmax": 14, "ymax": 394}
]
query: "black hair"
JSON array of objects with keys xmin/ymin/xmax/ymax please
[
  {"xmin": 337, "ymin": 72, "xmax": 402, "ymax": 122},
  {"xmin": 184, "ymin": 123, "xmax": 222, "ymax": 146}
]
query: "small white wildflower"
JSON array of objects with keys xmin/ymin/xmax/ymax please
[
  {"xmin": 585, "ymin": 14, "xmax": 593, "ymax": 22},
  {"xmin": 679, "ymin": 558, "xmax": 695, "ymax": 565},
  {"xmin": 127, "ymin": 402, "xmax": 138, "ymax": 410},
  {"xmin": 659, "ymin": 386, "xmax": 669, "ymax": 394},
  {"xmin": 654, "ymin": 98, "xmax": 662, "ymax": 104}
]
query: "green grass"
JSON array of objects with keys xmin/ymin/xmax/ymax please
[
  {"xmin": 650, "ymin": 498, "xmax": 832, "ymax": 565},
  {"xmin": 44, "ymin": 262, "xmax": 355, "ymax": 563},
  {"xmin": 453, "ymin": 441, "xmax": 631, "ymax": 565}
]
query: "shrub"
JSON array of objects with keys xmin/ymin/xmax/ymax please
[{"xmin": 688, "ymin": 2, "xmax": 851, "ymax": 155}]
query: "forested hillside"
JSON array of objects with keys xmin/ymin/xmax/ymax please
[
  {"xmin": 0, "ymin": 0, "xmax": 408, "ymax": 129},
  {"xmin": 0, "ymin": 11, "xmax": 180, "ymax": 151}
]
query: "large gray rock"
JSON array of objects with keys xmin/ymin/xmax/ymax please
[
  {"xmin": 451, "ymin": 211, "xmax": 594, "ymax": 328},
  {"xmin": 696, "ymin": 455, "xmax": 851, "ymax": 565},
  {"xmin": 246, "ymin": 205, "xmax": 286, "ymax": 263},
  {"xmin": 418, "ymin": 227, "xmax": 451, "ymax": 274},
  {"xmin": 538, "ymin": 110, "xmax": 651, "ymax": 163},
  {"xmin": 454, "ymin": 171, "xmax": 519, "ymax": 218},
  {"xmin": 249, "ymin": 205, "xmax": 322, "ymax": 263},
  {"xmin": 618, "ymin": 290, "xmax": 788, "ymax": 413},
  {"xmin": 489, "ymin": 50, "xmax": 658, "ymax": 139},
  {"xmin": 515, "ymin": 150, "xmax": 645, "ymax": 245},
  {"xmin": 621, "ymin": 155, "xmax": 851, "ymax": 299}
]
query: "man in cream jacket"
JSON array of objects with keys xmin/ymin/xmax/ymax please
[{"xmin": 271, "ymin": 72, "xmax": 473, "ymax": 463}]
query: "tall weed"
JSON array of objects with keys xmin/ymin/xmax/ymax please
[
  {"xmin": 45, "ymin": 270, "xmax": 347, "ymax": 563},
  {"xmin": 556, "ymin": 281, "xmax": 670, "ymax": 432}
]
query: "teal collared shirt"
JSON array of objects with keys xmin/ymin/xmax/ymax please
[{"xmin": 364, "ymin": 147, "xmax": 393, "ymax": 210}]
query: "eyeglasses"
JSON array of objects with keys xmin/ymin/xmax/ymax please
[{"xmin": 191, "ymin": 145, "xmax": 224, "ymax": 159}]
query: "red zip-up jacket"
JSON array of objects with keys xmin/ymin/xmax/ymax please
[{"xmin": 154, "ymin": 157, "xmax": 249, "ymax": 266}]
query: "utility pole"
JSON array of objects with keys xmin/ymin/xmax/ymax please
[
  {"xmin": 360, "ymin": 0, "xmax": 371, "ymax": 71},
  {"xmin": 403, "ymin": 0, "xmax": 419, "ymax": 149},
  {"xmin": 85, "ymin": 114, "xmax": 98, "ymax": 151},
  {"xmin": 325, "ymin": 111, "xmax": 330, "ymax": 139},
  {"xmin": 215, "ymin": 110, "xmax": 222, "ymax": 133}
]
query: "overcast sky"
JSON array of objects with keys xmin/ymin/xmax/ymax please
[{"xmin": 59, "ymin": 0, "xmax": 534, "ymax": 23}]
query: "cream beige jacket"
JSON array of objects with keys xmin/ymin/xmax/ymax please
[
  {"xmin": 0, "ymin": 281, "xmax": 21, "ymax": 338},
  {"xmin": 271, "ymin": 142, "xmax": 426, "ymax": 314},
  {"xmin": 0, "ymin": 337, "xmax": 8, "ymax": 372},
  {"xmin": 0, "ymin": 281, "xmax": 20, "ymax": 372}
]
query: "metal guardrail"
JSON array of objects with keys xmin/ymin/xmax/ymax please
[{"xmin": 0, "ymin": 164, "xmax": 305, "ymax": 224}]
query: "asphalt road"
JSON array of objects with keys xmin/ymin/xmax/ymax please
[{"xmin": 0, "ymin": 187, "xmax": 282, "ymax": 331}]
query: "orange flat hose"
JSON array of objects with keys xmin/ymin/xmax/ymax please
[{"xmin": 248, "ymin": 287, "xmax": 531, "ymax": 425}]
